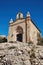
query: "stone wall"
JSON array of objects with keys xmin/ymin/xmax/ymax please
[{"xmin": 29, "ymin": 20, "xmax": 40, "ymax": 44}]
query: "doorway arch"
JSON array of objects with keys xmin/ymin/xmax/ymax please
[{"xmin": 16, "ymin": 26, "xmax": 23, "ymax": 42}]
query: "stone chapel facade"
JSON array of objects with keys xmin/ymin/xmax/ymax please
[{"xmin": 8, "ymin": 12, "xmax": 41, "ymax": 44}]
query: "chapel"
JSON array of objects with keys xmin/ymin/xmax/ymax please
[{"xmin": 8, "ymin": 12, "xmax": 41, "ymax": 44}]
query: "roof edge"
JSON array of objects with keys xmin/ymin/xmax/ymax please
[{"xmin": 31, "ymin": 19, "xmax": 41, "ymax": 33}]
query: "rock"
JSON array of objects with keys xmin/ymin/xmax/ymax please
[
  {"xmin": 39, "ymin": 51, "xmax": 43, "ymax": 59},
  {"xmin": 23, "ymin": 60, "xmax": 31, "ymax": 65},
  {"xmin": 0, "ymin": 42, "xmax": 43, "ymax": 65}
]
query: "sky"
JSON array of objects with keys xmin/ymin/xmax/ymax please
[{"xmin": 0, "ymin": 0, "xmax": 43, "ymax": 37}]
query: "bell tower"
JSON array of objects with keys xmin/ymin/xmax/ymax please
[{"xmin": 16, "ymin": 12, "xmax": 23, "ymax": 19}]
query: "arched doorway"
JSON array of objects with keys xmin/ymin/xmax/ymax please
[{"xmin": 16, "ymin": 26, "xmax": 23, "ymax": 42}]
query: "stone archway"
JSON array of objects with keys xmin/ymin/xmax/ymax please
[{"xmin": 16, "ymin": 26, "xmax": 23, "ymax": 42}]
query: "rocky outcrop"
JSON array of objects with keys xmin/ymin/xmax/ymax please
[{"xmin": 0, "ymin": 42, "xmax": 43, "ymax": 65}]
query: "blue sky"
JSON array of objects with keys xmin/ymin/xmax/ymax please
[{"xmin": 0, "ymin": 0, "xmax": 43, "ymax": 36}]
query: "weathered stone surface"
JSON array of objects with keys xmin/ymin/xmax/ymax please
[{"xmin": 0, "ymin": 42, "xmax": 43, "ymax": 65}]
